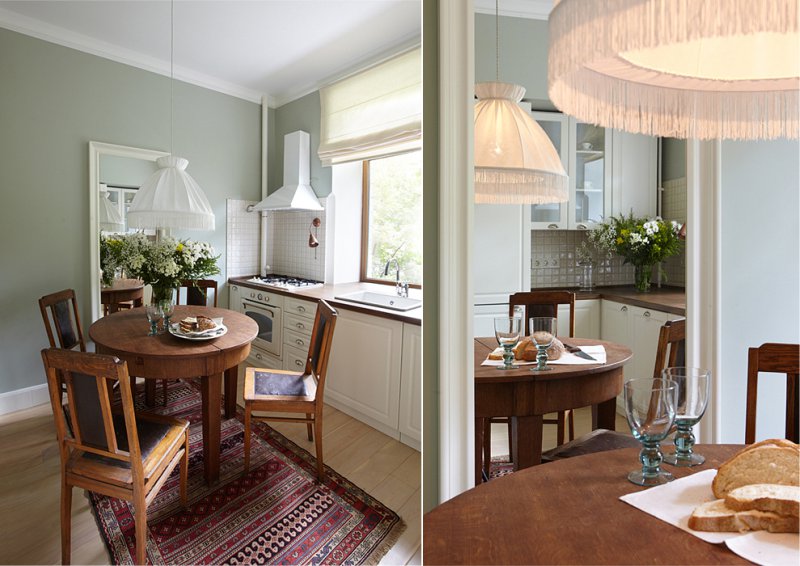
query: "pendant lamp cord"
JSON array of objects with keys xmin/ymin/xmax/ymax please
[
  {"xmin": 495, "ymin": 0, "xmax": 499, "ymax": 81},
  {"xmin": 170, "ymin": 0, "xmax": 174, "ymax": 155}
]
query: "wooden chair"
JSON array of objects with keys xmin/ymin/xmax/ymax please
[
  {"xmin": 41, "ymin": 348, "xmax": 189, "ymax": 565},
  {"xmin": 177, "ymin": 279, "xmax": 218, "ymax": 307},
  {"xmin": 745, "ymin": 343, "xmax": 799, "ymax": 444},
  {"xmin": 39, "ymin": 289, "xmax": 87, "ymax": 353},
  {"xmin": 540, "ymin": 317, "xmax": 687, "ymax": 463},
  {"xmin": 244, "ymin": 300, "xmax": 338, "ymax": 481},
  {"xmin": 483, "ymin": 291, "xmax": 576, "ymax": 477}
]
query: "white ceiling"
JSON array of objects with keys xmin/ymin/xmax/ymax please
[{"xmin": 0, "ymin": 0, "xmax": 422, "ymax": 107}]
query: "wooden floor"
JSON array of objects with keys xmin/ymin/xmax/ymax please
[{"xmin": 0, "ymin": 372, "xmax": 421, "ymax": 565}]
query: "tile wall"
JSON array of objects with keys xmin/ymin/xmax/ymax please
[
  {"xmin": 660, "ymin": 177, "xmax": 687, "ymax": 287},
  {"xmin": 225, "ymin": 199, "xmax": 261, "ymax": 278},
  {"xmin": 266, "ymin": 208, "xmax": 327, "ymax": 282}
]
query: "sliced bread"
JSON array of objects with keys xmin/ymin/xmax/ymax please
[
  {"xmin": 712, "ymin": 441, "xmax": 799, "ymax": 499},
  {"xmin": 725, "ymin": 484, "xmax": 800, "ymax": 518},
  {"xmin": 688, "ymin": 499, "xmax": 799, "ymax": 533}
]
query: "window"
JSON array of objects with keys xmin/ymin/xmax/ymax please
[{"xmin": 361, "ymin": 151, "xmax": 422, "ymax": 286}]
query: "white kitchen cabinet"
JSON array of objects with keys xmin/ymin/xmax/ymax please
[
  {"xmin": 610, "ymin": 131, "xmax": 658, "ymax": 219},
  {"xmin": 325, "ymin": 309, "xmax": 403, "ymax": 439},
  {"xmin": 557, "ymin": 299, "xmax": 600, "ymax": 338},
  {"xmin": 398, "ymin": 323, "xmax": 421, "ymax": 449},
  {"xmin": 229, "ymin": 284, "xmax": 242, "ymax": 312},
  {"xmin": 529, "ymin": 111, "xmax": 571, "ymax": 229}
]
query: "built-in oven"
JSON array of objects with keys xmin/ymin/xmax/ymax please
[{"xmin": 240, "ymin": 297, "xmax": 282, "ymax": 357}]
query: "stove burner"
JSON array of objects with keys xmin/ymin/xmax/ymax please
[{"xmin": 247, "ymin": 274, "xmax": 324, "ymax": 290}]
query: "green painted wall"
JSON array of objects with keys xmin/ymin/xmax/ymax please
[
  {"xmin": 662, "ymin": 138, "xmax": 687, "ymax": 181},
  {"xmin": 475, "ymin": 13, "xmax": 554, "ymax": 110},
  {"xmin": 271, "ymin": 91, "xmax": 331, "ymax": 198},
  {"xmin": 0, "ymin": 28, "xmax": 261, "ymax": 395}
]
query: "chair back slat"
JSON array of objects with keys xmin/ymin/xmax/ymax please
[
  {"xmin": 39, "ymin": 289, "xmax": 86, "ymax": 352},
  {"xmin": 509, "ymin": 291, "xmax": 576, "ymax": 337},
  {"xmin": 305, "ymin": 300, "xmax": 338, "ymax": 394},
  {"xmin": 178, "ymin": 279, "xmax": 218, "ymax": 307},
  {"xmin": 745, "ymin": 343, "xmax": 800, "ymax": 444},
  {"xmin": 653, "ymin": 318, "xmax": 686, "ymax": 378}
]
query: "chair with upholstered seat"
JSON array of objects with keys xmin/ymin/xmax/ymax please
[
  {"xmin": 482, "ymin": 291, "xmax": 577, "ymax": 477},
  {"xmin": 39, "ymin": 289, "xmax": 87, "ymax": 354},
  {"xmin": 540, "ymin": 317, "xmax": 686, "ymax": 463},
  {"xmin": 745, "ymin": 343, "xmax": 799, "ymax": 444},
  {"xmin": 244, "ymin": 300, "xmax": 337, "ymax": 481},
  {"xmin": 41, "ymin": 348, "xmax": 189, "ymax": 565}
]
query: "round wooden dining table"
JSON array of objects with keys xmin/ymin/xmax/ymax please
[
  {"xmin": 425, "ymin": 445, "xmax": 750, "ymax": 565},
  {"xmin": 474, "ymin": 336, "xmax": 633, "ymax": 484},
  {"xmin": 100, "ymin": 278, "xmax": 144, "ymax": 315},
  {"xmin": 90, "ymin": 305, "xmax": 257, "ymax": 484}
]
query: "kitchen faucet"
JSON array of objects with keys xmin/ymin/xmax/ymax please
[{"xmin": 384, "ymin": 258, "xmax": 409, "ymax": 298}]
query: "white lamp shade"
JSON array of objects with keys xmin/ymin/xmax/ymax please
[
  {"xmin": 127, "ymin": 156, "xmax": 215, "ymax": 230},
  {"xmin": 548, "ymin": 0, "xmax": 799, "ymax": 140},
  {"xmin": 99, "ymin": 184, "xmax": 125, "ymax": 232},
  {"xmin": 474, "ymin": 82, "xmax": 569, "ymax": 204}
]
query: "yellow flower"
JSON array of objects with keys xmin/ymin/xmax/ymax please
[
  {"xmin": 176, "ymin": 243, "xmax": 184, "ymax": 252},
  {"xmin": 616, "ymin": 237, "xmax": 623, "ymax": 244}
]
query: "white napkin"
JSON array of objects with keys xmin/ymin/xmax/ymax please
[
  {"xmin": 482, "ymin": 345, "xmax": 606, "ymax": 366},
  {"xmin": 620, "ymin": 469, "xmax": 799, "ymax": 565}
]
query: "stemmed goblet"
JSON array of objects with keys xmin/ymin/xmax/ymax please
[
  {"xmin": 529, "ymin": 317, "xmax": 556, "ymax": 371},
  {"xmin": 624, "ymin": 377, "xmax": 678, "ymax": 486},
  {"xmin": 662, "ymin": 367, "xmax": 711, "ymax": 467},
  {"xmin": 145, "ymin": 303, "xmax": 163, "ymax": 336},
  {"xmin": 494, "ymin": 317, "xmax": 523, "ymax": 370},
  {"xmin": 159, "ymin": 299, "xmax": 175, "ymax": 334}
]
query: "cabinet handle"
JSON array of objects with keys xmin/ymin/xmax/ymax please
[
  {"xmin": 256, "ymin": 353, "xmax": 262, "ymax": 360},
  {"xmin": 296, "ymin": 323, "xmax": 305, "ymax": 330},
  {"xmin": 297, "ymin": 306, "xmax": 306, "ymax": 313},
  {"xmin": 577, "ymin": 223, "xmax": 588, "ymax": 230},
  {"xmin": 644, "ymin": 311, "xmax": 651, "ymax": 317},
  {"xmin": 295, "ymin": 359, "xmax": 304, "ymax": 367},
  {"xmin": 621, "ymin": 306, "xmax": 628, "ymax": 312},
  {"xmin": 547, "ymin": 223, "xmax": 559, "ymax": 229},
  {"xmin": 296, "ymin": 339, "xmax": 304, "ymax": 346}
]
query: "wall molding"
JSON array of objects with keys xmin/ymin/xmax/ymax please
[
  {"xmin": 0, "ymin": 383, "xmax": 49, "ymax": 416},
  {"xmin": 474, "ymin": 0, "xmax": 553, "ymax": 20}
]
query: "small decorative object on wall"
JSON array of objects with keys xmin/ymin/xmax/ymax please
[
  {"xmin": 589, "ymin": 213, "xmax": 683, "ymax": 292},
  {"xmin": 308, "ymin": 217, "xmax": 321, "ymax": 253}
]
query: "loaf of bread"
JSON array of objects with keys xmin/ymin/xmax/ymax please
[
  {"xmin": 711, "ymin": 439, "xmax": 800, "ymax": 499},
  {"xmin": 179, "ymin": 315, "xmax": 217, "ymax": 333},
  {"xmin": 726, "ymin": 484, "xmax": 800, "ymax": 518},
  {"xmin": 688, "ymin": 498, "xmax": 799, "ymax": 533},
  {"xmin": 512, "ymin": 337, "xmax": 565, "ymax": 362}
]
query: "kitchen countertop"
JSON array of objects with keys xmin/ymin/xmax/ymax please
[
  {"xmin": 549, "ymin": 285, "xmax": 686, "ymax": 316},
  {"xmin": 229, "ymin": 277, "xmax": 422, "ymax": 325}
]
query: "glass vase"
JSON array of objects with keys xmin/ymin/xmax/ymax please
[
  {"xmin": 151, "ymin": 285, "xmax": 175, "ymax": 305},
  {"xmin": 634, "ymin": 263, "xmax": 653, "ymax": 293}
]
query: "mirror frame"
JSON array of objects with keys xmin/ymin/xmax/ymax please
[{"xmin": 89, "ymin": 141, "xmax": 168, "ymax": 322}]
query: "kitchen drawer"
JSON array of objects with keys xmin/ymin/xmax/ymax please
[
  {"xmin": 240, "ymin": 287, "xmax": 284, "ymax": 307},
  {"xmin": 283, "ymin": 345, "xmax": 308, "ymax": 372},
  {"xmin": 284, "ymin": 312, "xmax": 313, "ymax": 337},
  {"xmin": 247, "ymin": 345, "xmax": 281, "ymax": 369},
  {"xmin": 284, "ymin": 328, "xmax": 311, "ymax": 351},
  {"xmin": 285, "ymin": 297, "xmax": 316, "ymax": 320}
]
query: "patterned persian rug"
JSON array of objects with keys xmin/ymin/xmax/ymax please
[
  {"xmin": 488, "ymin": 455, "xmax": 514, "ymax": 480},
  {"xmin": 88, "ymin": 381, "xmax": 405, "ymax": 565}
]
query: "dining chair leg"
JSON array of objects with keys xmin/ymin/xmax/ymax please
[
  {"xmin": 556, "ymin": 412, "xmax": 566, "ymax": 446},
  {"xmin": 567, "ymin": 409, "xmax": 575, "ymax": 442},
  {"xmin": 482, "ymin": 419, "xmax": 491, "ymax": 477},
  {"xmin": 134, "ymin": 491, "xmax": 148, "ymax": 566},
  {"xmin": 506, "ymin": 419, "xmax": 513, "ymax": 461},
  {"xmin": 243, "ymin": 404, "xmax": 251, "ymax": 472},
  {"xmin": 306, "ymin": 414, "xmax": 313, "ymax": 441},
  {"xmin": 162, "ymin": 379, "xmax": 168, "ymax": 406},
  {"xmin": 314, "ymin": 417, "xmax": 324, "ymax": 482},
  {"xmin": 61, "ymin": 476, "xmax": 72, "ymax": 565},
  {"xmin": 180, "ymin": 430, "xmax": 189, "ymax": 507}
]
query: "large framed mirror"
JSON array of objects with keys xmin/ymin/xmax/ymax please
[{"xmin": 89, "ymin": 141, "xmax": 168, "ymax": 321}]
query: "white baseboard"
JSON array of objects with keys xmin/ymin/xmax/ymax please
[{"xmin": 0, "ymin": 383, "xmax": 50, "ymax": 416}]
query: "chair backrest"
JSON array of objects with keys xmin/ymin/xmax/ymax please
[
  {"xmin": 305, "ymin": 300, "xmax": 338, "ymax": 397},
  {"xmin": 40, "ymin": 348, "xmax": 144, "ymax": 479},
  {"xmin": 177, "ymin": 279, "xmax": 218, "ymax": 307},
  {"xmin": 39, "ymin": 289, "xmax": 86, "ymax": 352},
  {"xmin": 652, "ymin": 318, "xmax": 686, "ymax": 378},
  {"xmin": 508, "ymin": 291, "xmax": 576, "ymax": 337},
  {"xmin": 745, "ymin": 343, "xmax": 800, "ymax": 444}
]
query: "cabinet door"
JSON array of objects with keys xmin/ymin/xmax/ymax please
[
  {"xmin": 398, "ymin": 324, "xmax": 421, "ymax": 449},
  {"xmin": 475, "ymin": 304, "xmax": 509, "ymax": 338},
  {"xmin": 474, "ymin": 204, "xmax": 528, "ymax": 304},
  {"xmin": 610, "ymin": 130, "xmax": 658, "ymax": 218},
  {"xmin": 530, "ymin": 111, "xmax": 570, "ymax": 229},
  {"xmin": 325, "ymin": 310, "xmax": 403, "ymax": 433},
  {"xmin": 571, "ymin": 123, "xmax": 612, "ymax": 230},
  {"xmin": 229, "ymin": 285, "xmax": 242, "ymax": 312},
  {"xmin": 574, "ymin": 299, "xmax": 600, "ymax": 338},
  {"xmin": 629, "ymin": 306, "xmax": 678, "ymax": 380},
  {"xmin": 600, "ymin": 300, "xmax": 630, "ymax": 347}
]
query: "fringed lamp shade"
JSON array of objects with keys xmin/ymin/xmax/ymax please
[
  {"xmin": 474, "ymin": 82, "xmax": 569, "ymax": 204},
  {"xmin": 99, "ymin": 184, "xmax": 125, "ymax": 232},
  {"xmin": 127, "ymin": 156, "xmax": 215, "ymax": 230},
  {"xmin": 548, "ymin": 0, "xmax": 799, "ymax": 141}
]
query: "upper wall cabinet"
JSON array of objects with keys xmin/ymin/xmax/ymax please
[{"xmin": 529, "ymin": 111, "xmax": 657, "ymax": 230}]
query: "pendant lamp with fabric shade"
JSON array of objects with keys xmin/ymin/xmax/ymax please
[
  {"xmin": 474, "ymin": 0, "xmax": 568, "ymax": 204},
  {"xmin": 548, "ymin": 0, "xmax": 799, "ymax": 140},
  {"xmin": 126, "ymin": 1, "xmax": 215, "ymax": 230},
  {"xmin": 98, "ymin": 183, "xmax": 125, "ymax": 232}
]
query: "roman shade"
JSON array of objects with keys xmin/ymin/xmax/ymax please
[{"xmin": 318, "ymin": 47, "xmax": 421, "ymax": 166}]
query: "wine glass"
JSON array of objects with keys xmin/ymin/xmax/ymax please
[
  {"xmin": 662, "ymin": 367, "xmax": 711, "ymax": 467},
  {"xmin": 145, "ymin": 303, "xmax": 163, "ymax": 336},
  {"xmin": 159, "ymin": 299, "xmax": 175, "ymax": 334},
  {"xmin": 529, "ymin": 317, "xmax": 556, "ymax": 371},
  {"xmin": 624, "ymin": 377, "xmax": 678, "ymax": 486},
  {"xmin": 494, "ymin": 317, "xmax": 523, "ymax": 370}
]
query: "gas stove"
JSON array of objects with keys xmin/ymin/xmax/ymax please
[{"xmin": 247, "ymin": 274, "xmax": 324, "ymax": 291}]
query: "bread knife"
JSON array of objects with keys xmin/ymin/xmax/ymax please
[{"xmin": 563, "ymin": 343, "xmax": 597, "ymax": 361}]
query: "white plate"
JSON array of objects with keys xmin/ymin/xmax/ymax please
[{"xmin": 169, "ymin": 320, "xmax": 227, "ymax": 341}]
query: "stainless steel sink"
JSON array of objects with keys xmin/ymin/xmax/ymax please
[{"xmin": 334, "ymin": 291, "xmax": 421, "ymax": 312}]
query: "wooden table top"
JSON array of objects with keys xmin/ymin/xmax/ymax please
[
  {"xmin": 90, "ymin": 305, "xmax": 258, "ymax": 378},
  {"xmin": 475, "ymin": 337, "xmax": 633, "ymax": 384},
  {"xmin": 424, "ymin": 445, "xmax": 751, "ymax": 565}
]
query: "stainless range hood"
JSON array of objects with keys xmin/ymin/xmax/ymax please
[{"xmin": 251, "ymin": 130, "xmax": 323, "ymax": 211}]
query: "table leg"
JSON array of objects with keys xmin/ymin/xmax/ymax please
[
  {"xmin": 512, "ymin": 415, "xmax": 543, "ymax": 470},
  {"xmin": 224, "ymin": 365, "xmax": 238, "ymax": 418},
  {"xmin": 595, "ymin": 398, "xmax": 617, "ymax": 431},
  {"xmin": 475, "ymin": 417, "xmax": 484, "ymax": 486},
  {"xmin": 144, "ymin": 380, "xmax": 156, "ymax": 406},
  {"xmin": 201, "ymin": 372, "xmax": 222, "ymax": 484}
]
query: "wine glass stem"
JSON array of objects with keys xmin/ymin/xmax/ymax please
[
  {"xmin": 502, "ymin": 345, "xmax": 514, "ymax": 369},
  {"xmin": 536, "ymin": 346, "xmax": 547, "ymax": 370},
  {"xmin": 149, "ymin": 321, "xmax": 158, "ymax": 335},
  {"xmin": 640, "ymin": 440, "xmax": 664, "ymax": 478},
  {"xmin": 673, "ymin": 424, "xmax": 696, "ymax": 459}
]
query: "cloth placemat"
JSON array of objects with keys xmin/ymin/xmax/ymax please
[{"xmin": 620, "ymin": 469, "xmax": 799, "ymax": 565}]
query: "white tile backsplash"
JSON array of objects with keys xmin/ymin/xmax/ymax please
[
  {"xmin": 226, "ymin": 199, "xmax": 261, "ymax": 278},
  {"xmin": 267, "ymin": 209, "xmax": 326, "ymax": 281}
]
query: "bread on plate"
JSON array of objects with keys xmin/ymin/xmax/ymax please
[
  {"xmin": 179, "ymin": 315, "xmax": 217, "ymax": 333},
  {"xmin": 688, "ymin": 498, "xmax": 798, "ymax": 533}
]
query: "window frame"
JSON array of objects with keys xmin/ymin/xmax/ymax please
[{"xmin": 359, "ymin": 156, "xmax": 422, "ymax": 289}]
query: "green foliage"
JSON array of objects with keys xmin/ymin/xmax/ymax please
[{"xmin": 591, "ymin": 213, "xmax": 683, "ymax": 267}]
